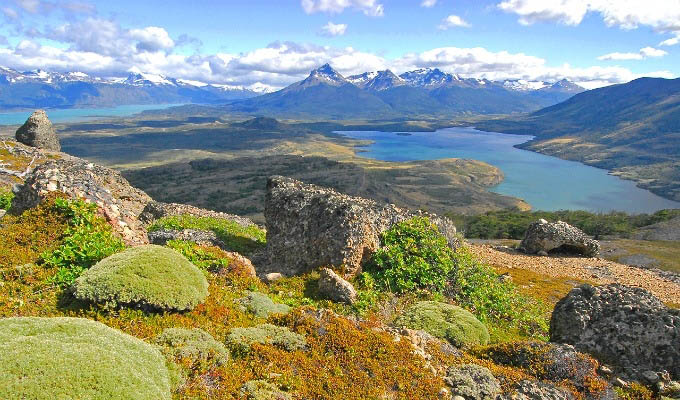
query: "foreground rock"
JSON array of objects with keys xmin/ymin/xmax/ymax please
[
  {"xmin": 11, "ymin": 157, "xmax": 152, "ymax": 245},
  {"xmin": 318, "ymin": 267, "xmax": 358, "ymax": 304},
  {"xmin": 14, "ymin": 110, "xmax": 61, "ymax": 151},
  {"xmin": 445, "ymin": 364, "xmax": 500, "ymax": 400},
  {"xmin": 259, "ymin": 176, "xmax": 459, "ymax": 278},
  {"xmin": 520, "ymin": 219, "xmax": 599, "ymax": 257},
  {"xmin": 139, "ymin": 200, "xmax": 256, "ymax": 227},
  {"xmin": 550, "ymin": 284, "xmax": 680, "ymax": 381}
]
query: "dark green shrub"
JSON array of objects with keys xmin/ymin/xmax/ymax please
[
  {"xmin": 0, "ymin": 317, "xmax": 171, "ymax": 400},
  {"xmin": 0, "ymin": 189, "xmax": 13, "ymax": 210},
  {"xmin": 393, "ymin": 301, "xmax": 489, "ymax": 347},
  {"xmin": 72, "ymin": 245, "xmax": 208, "ymax": 312},
  {"xmin": 366, "ymin": 216, "xmax": 455, "ymax": 293}
]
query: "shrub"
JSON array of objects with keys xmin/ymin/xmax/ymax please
[
  {"xmin": 394, "ymin": 301, "xmax": 489, "ymax": 347},
  {"xmin": 148, "ymin": 215, "xmax": 266, "ymax": 255},
  {"xmin": 227, "ymin": 323, "xmax": 307, "ymax": 354},
  {"xmin": 240, "ymin": 380, "xmax": 292, "ymax": 400},
  {"xmin": 0, "ymin": 317, "xmax": 171, "ymax": 400},
  {"xmin": 0, "ymin": 189, "xmax": 13, "ymax": 210},
  {"xmin": 42, "ymin": 197, "xmax": 125, "ymax": 287},
  {"xmin": 72, "ymin": 245, "xmax": 209, "ymax": 312},
  {"xmin": 155, "ymin": 327, "xmax": 229, "ymax": 368},
  {"xmin": 367, "ymin": 217, "xmax": 455, "ymax": 293},
  {"xmin": 236, "ymin": 291, "xmax": 291, "ymax": 318}
]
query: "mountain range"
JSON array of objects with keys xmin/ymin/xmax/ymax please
[
  {"xmin": 224, "ymin": 64, "xmax": 584, "ymax": 118},
  {"xmin": 0, "ymin": 64, "xmax": 583, "ymax": 116}
]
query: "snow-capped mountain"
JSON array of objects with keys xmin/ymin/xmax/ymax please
[
  {"xmin": 399, "ymin": 68, "xmax": 464, "ymax": 88},
  {"xmin": 299, "ymin": 63, "xmax": 349, "ymax": 87},
  {"xmin": 347, "ymin": 70, "xmax": 406, "ymax": 91},
  {"xmin": 502, "ymin": 79, "xmax": 549, "ymax": 92}
]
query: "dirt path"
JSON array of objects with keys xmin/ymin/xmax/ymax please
[{"xmin": 470, "ymin": 244, "xmax": 680, "ymax": 304}]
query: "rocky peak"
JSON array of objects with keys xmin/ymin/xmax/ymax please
[
  {"xmin": 400, "ymin": 68, "xmax": 461, "ymax": 88},
  {"xmin": 15, "ymin": 110, "xmax": 61, "ymax": 152},
  {"xmin": 300, "ymin": 63, "xmax": 348, "ymax": 87}
]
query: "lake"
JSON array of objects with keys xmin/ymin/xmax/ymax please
[
  {"xmin": 0, "ymin": 104, "xmax": 182, "ymax": 125},
  {"xmin": 340, "ymin": 127, "xmax": 680, "ymax": 213}
]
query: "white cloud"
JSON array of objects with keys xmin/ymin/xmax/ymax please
[
  {"xmin": 438, "ymin": 15, "xmax": 471, "ymax": 29},
  {"xmin": 660, "ymin": 35, "xmax": 680, "ymax": 46},
  {"xmin": 320, "ymin": 21, "xmax": 347, "ymax": 36},
  {"xmin": 421, "ymin": 0, "xmax": 437, "ymax": 7},
  {"xmin": 2, "ymin": 7, "xmax": 19, "ymax": 19},
  {"xmin": 129, "ymin": 27, "xmax": 175, "ymax": 52},
  {"xmin": 301, "ymin": 0, "xmax": 384, "ymax": 16},
  {"xmin": 598, "ymin": 46, "xmax": 667, "ymax": 61}
]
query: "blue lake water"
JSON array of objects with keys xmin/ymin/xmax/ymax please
[
  {"xmin": 0, "ymin": 104, "xmax": 182, "ymax": 125},
  {"xmin": 340, "ymin": 127, "xmax": 680, "ymax": 213}
]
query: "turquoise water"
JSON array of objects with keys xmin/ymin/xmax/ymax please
[
  {"xmin": 0, "ymin": 104, "xmax": 182, "ymax": 125},
  {"xmin": 340, "ymin": 127, "xmax": 680, "ymax": 213}
]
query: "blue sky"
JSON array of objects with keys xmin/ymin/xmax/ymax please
[{"xmin": 1, "ymin": 0, "xmax": 679, "ymax": 89}]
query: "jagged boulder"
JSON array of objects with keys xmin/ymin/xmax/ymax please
[
  {"xmin": 148, "ymin": 228, "xmax": 224, "ymax": 248},
  {"xmin": 550, "ymin": 284, "xmax": 680, "ymax": 381},
  {"xmin": 11, "ymin": 157, "xmax": 152, "ymax": 245},
  {"xmin": 15, "ymin": 110, "xmax": 61, "ymax": 151},
  {"xmin": 445, "ymin": 364, "xmax": 501, "ymax": 400},
  {"xmin": 499, "ymin": 380, "xmax": 575, "ymax": 400},
  {"xmin": 259, "ymin": 176, "xmax": 459, "ymax": 278},
  {"xmin": 520, "ymin": 219, "xmax": 599, "ymax": 257},
  {"xmin": 318, "ymin": 267, "xmax": 358, "ymax": 304}
]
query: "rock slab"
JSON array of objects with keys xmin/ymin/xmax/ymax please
[
  {"xmin": 318, "ymin": 267, "xmax": 358, "ymax": 304},
  {"xmin": 260, "ymin": 176, "xmax": 459, "ymax": 278},
  {"xmin": 520, "ymin": 219, "xmax": 599, "ymax": 257},
  {"xmin": 15, "ymin": 110, "xmax": 61, "ymax": 151}
]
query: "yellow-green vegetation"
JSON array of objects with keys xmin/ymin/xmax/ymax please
[
  {"xmin": 605, "ymin": 239, "xmax": 680, "ymax": 273},
  {"xmin": 394, "ymin": 301, "xmax": 490, "ymax": 347},
  {"xmin": 155, "ymin": 328, "xmax": 230, "ymax": 370},
  {"xmin": 614, "ymin": 382, "xmax": 655, "ymax": 400},
  {"xmin": 149, "ymin": 215, "xmax": 266, "ymax": 255},
  {"xmin": 0, "ymin": 317, "xmax": 171, "ymax": 400},
  {"xmin": 236, "ymin": 291, "xmax": 291, "ymax": 318},
  {"xmin": 0, "ymin": 188, "xmax": 13, "ymax": 210},
  {"xmin": 72, "ymin": 245, "xmax": 209, "ymax": 312},
  {"xmin": 227, "ymin": 323, "xmax": 307, "ymax": 354},
  {"xmin": 494, "ymin": 266, "xmax": 588, "ymax": 305}
]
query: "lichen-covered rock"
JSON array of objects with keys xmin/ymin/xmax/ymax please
[
  {"xmin": 139, "ymin": 200, "xmax": 256, "ymax": 228},
  {"xmin": 444, "ymin": 364, "xmax": 500, "ymax": 400},
  {"xmin": 73, "ymin": 245, "xmax": 209, "ymax": 312},
  {"xmin": 520, "ymin": 219, "xmax": 599, "ymax": 257},
  {"xmin": 155, "ymin": 328, "xmax": 229, "ymax": 366},
  {"xmin": 550, "ymin": 284, "xmax": 680, "ymax": 381},
  {"xmin": 11, "ymin": 157, "xmax": 152, "ymax": 245},
  {"xmin": 148, "ymin": 228, "xmax": 225, "ymax": 248},
  {"xmin": 236, "ymin": 291, "xmax": 291, "ymax": 318},
  {"xmin": 240, "ymin": 380, "xmax": 291, "ymax": 400},
  {"xmin": 500, "ymin": 380, "xmax": 575, "ymax": 400},
  {"xmin": 15, "ymin": 110, "xmax": 60, "ymax": 151},
  {"xmin": 393, "ymin": 301, "xmax": 489, "ymax": 347},
  {"xmin": 318, "ymin": 267, "xmax": 358, "ymax": 304},
  {"xmin": 226, "ymin": 323, "xmax": 307, "ymax": 353},
  {"xmin": 260, "ymin": 176, "xmax": 459, "ymax": 278}
]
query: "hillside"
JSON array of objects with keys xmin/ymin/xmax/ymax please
[{"xmin": 477, "ymin": 77, "xmax": 680, "ymax": 201}]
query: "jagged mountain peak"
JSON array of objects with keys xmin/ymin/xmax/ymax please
[
  {"xmin": 302, "ymin": 63, "xmax": 347, "ymax": 87},
  {"xmin": 347, "ymin": 69, "xmax": 406, "ymax": 91},
  {"xmin": 399, "ymin": 68, "xmax": 463, "ymax": 88}
]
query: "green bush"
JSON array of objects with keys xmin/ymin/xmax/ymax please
[
  {"xmin": 240, "ymin": 380, "xmax": 292, "ymax": 400},
  {"xmin": 149, "ymin": 215, "xmax": 266, "ymax": 255},
  {"xmin": 366, "ymin": 217, "xmax": 455, "ymax": 293},
  {"xmin": 155, "ymin": 327, "xmax": 229, "ymax": 367},
  {"xmin": 393, "ymin": 301, "xmax": 489, "ymax": 347},
  {"xmin": 226, "ymin": 323, "xmax": 306, "ymax": 354},
  {"xmin": 236, "ymin": 291, "xmax": 291, "ymax": 318},
  {"xmin": 73, "ymin": 245, "xmax": 208, "ymax": 312},
  {"xmin": 42, "ymin": 197, "xmax": 125, "ymax": 287},
  {"xmin": 0, "ymin": 189, "xmax": 13, "ymax": 210},
  {"xmin": 0, "ymin": 317, "xmax": 171, "ymax": 400}
]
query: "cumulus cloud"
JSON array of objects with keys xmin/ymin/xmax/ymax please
[
  {"xmin": 438, "ymin": 15, "xmax": 471, "ymax": 29},
  {"xmin": 660, "ymin": 35, "xmax": 680, "ymax": 46},
  {"xmin": 421, "ymin": 0, "xmax": 437, "ymax": 7},
  {"xmin": 129, "ymin": 27, "xmax": 175, "ymax": 52},
  {"xmin": 7, "ymin": 0, "xmax": 95, "ymax": 15},
  {"xmin": 598, "ymin": 46, "xmax": 667, "ymax": 61},
  {"xmin": 301, "ymin": 0, "xmax": 384, "ymax": 16},
  {"xmin": 320, "ymin": 22, "xmax": 348, "ymax": 36}
]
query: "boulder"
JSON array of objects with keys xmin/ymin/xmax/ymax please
[
  {"xmin": 259, "ymin": 176, "xmax": 459, "ymax": 278},
  {"xmin": 15, "ymin": 110, "xmax": 61, "ymax": 151},
  {"xmin": 444, "ymin": 364, "xmax": 501, "ymax": 400},
  {"xmin": 139, "ymin": 200, "xmax": 256, "ymax": 228},
  {"xmin": 11, "ymin": 157, "xmax": 152, "ymax": 245},
  {"xmin": 318, "ymin": 267, "xmax": 358, "ymax": 304},
  {"xmin": 520, "ymin": 219, "xmax": 599, "ymax": 257},
  {"xmin": 499, "ymin": 380, "xmax": 575, "ymax": 400},
  {"xmin": 148, "ymin": 228, "xmax": 225, "ymax": 248},
  {"xmin": 550, "ymin": 284, "xmax": 680, "ymax": 381}
]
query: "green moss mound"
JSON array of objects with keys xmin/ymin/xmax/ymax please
[
  {"xmin": 394, "ymin": 301, "xmax": 489, "ymax": 347},
  {"xmin": 240, "ymin": 380, "xmax": 292, "ymax": 400},
  {"xmin": 0, "ymin": 317, "xmax": 171, "ymax": 400},
  {"xmin": 73, "ymin": 245, "xmax": 209, "ymax": 312},
  {"xmin": 227, "ymin": 323, "xmax": 307, "ymax": 354},
  {"xmin": 155, "ymin": 327, "xmax": 229, "ymax": 367},
  {"xmin": 237, "ymin": 291, "xmax": 291, "ymax": 318}
]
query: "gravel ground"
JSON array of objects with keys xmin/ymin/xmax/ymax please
[{"xmin": 470, "ymin": 244, "xmax": 680, "ymax": 304}]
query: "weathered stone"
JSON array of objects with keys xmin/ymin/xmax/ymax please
[
  {"xmin": 260, "ymin": 176, "xmax": 459, "ymax": 278},
  {"xmin": 148, "ymin": 228, "xmax": 224, "ymax": 248},
  {"xmin": 11, "ymin": 157, "xmax": 152, "ymax": 245},
  {"xmin": 500, "ymin": 380, "xmax": 575, "ymax": 400},
  {"xmin": 15, "ymin": 110, "xmax": 61, "ymax": 151},
  {"xmin": 550, "ymin": 284, "xmax": 680, "ymax": 381},
  {"xmin": 520, "ymin": 219, "xmax": 599, "ymax": 257},
  {"xmin": 139, "ymin": 200, "xmax": 256, "ymax": 228},
  {"xmin": 318, "ymin": 267, "xmax": 358, "ymax": 304},
  {"xmin": 444, "ymin": 364, "xmax": 501, "ymax": 400}
]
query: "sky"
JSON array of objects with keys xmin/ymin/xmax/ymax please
[{"xmin": 1, "ymin": 0, "xmax": 679, "ymax": 90}]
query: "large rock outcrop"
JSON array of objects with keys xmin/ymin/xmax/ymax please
[
  {"xmin": 520, "ymin": 219, "xmax": 599, "ymax": 257},
  {"xmin": 15, "ymin": 110, "xmax": 61, "ymax": 151},
  {"xmin": 11, "ymin": 157, "xmax": 152, "ymax": 245},
  {"xmin": 550, "ymin": 284, "xmax": 680, "ymax": 381},
  {"xmin": 259, "ymin": 176, "xmax": 459, "ymax": 278},
  {"xmin": 139, "ymin": 200, "xmax": 256, "ymax": 227}
]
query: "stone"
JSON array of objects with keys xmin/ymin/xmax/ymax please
[
  {"xmin": 444, "ymin": 364, "xmax": 501, "ymax": 400},
  {"xmin": 550, "ymin": 284, "xmax": 680, "ymax": 382},
  {"xmin": 139, "ymin": 200, "xmax": 256, "ymax": 228},
  {"xmin": 318, "ymin": 267, "xmax": 358, "ymax": 304},
  {"xmin": 11, "ymin": 157, "xmax": 152, "ymax": 245},
  {"xmin": 259, "ymin": 176, "xmax": 459, "ymax": 278},
  {"xmin": 500, "ymin": 380, "xmax": 575, "ymax": 400},
  {"xmin": 264, "ymin": 272, "xmax": 284, "ymax": 283},
  {"xmin": 15, "ymin": 110, "xmax": 61, "ymax": 151},
  {"xmin": 520, "ymin": 219, "xmax": 599, "ymax": 257},
  {"xmin": 148, "ymin": 228, "xmax": 224, "ymax": 248}
]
